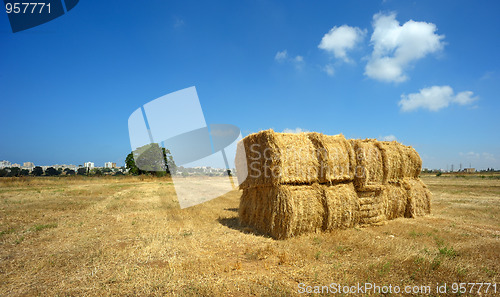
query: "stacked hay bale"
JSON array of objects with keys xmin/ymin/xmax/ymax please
[
  {"xmin": 376, "ymin": 141, "xmax": 430, "ymax": 219},
  {"xmin": 236, "ymin": 130, "xmax": 431, "ymax": 239}
]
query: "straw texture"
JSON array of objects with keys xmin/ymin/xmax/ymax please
[
  {"xmin": 350, "ymin": 139, "xmax": 384, "ymax": 191},
  {"xmin": 237, "ymin": 130, "xmax": 431, "ymax": 239}
]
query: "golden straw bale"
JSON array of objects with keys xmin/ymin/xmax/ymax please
[
  {"xmin": 237, "ymin": 130, "xmax": 432, "ymax": 239},
  {"xmin": 235, "ymin": 130, "xmax": 320, "ymax": 189},
  {"xmin": 350, "ymin": 139, "xmax": 384, "ymax": 191},
  {"xmin": 402, "ymin": 178, "xmax": 432, "ymax": 217},
  {"xmin": 308, "ymin": 133, "xmax": 355, "ymax": 184},
  {"xmin": 239, "ymin": 184, "xmax": 325, "ymax": 239},
  {"xmin": 322, "ymin": 183, "xmax": 360, "ymax": 229},
  {"xmin": 357, "ymin": 190, "xmax": 387, "ymax": 225},
  {"xmin": 382, "ymin": 182, "xmax": 408, "ymax": 220},
  {"xmin": 377, "ymin": 141, "xmax": 422, "ymax": 183}
]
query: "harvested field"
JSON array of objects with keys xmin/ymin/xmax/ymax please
[{"xmin": 0, "ymin": 175, "xmax": 498, "ymax": 295}]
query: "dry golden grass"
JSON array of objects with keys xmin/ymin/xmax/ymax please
[{"xmin": 0, "ymin": 175, "xmax": 499, "ymax": 296}]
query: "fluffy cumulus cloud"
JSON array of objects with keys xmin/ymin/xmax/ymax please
[
  {"xmin": 282, "ymin": 127, "xmax": 309, "ymax": 134},
  {"xmin": 399, "ymin": 85, "xmax": 478, "ymax": 112},
  {"xmin": 365, "ymin": 12, "xmax": 445, "ymax": 82},
  {"xmin": 318, "ymin": 25, "xmax": 366, "ymax": 62}
]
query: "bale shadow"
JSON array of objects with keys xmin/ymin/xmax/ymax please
[
  {"xmin": 224, "ymin": 208, "xmax": 238, "ymax": 212},
  {"xmin": 217, "ymin": 216, "xmax": 271, "ymax": 238}
]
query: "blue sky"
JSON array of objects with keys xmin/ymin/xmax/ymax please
[{"xmin": 1, "ymin": 0, "xmax": 499, "ymax": 170}]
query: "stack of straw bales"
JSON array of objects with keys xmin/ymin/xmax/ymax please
[{"xmin": 236, "ymin": 129, "xmax": 431, "ymax": 239}]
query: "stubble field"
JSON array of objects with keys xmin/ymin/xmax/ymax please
[{"xmin": 0, "ymin": 175, "xmax": 499, "ymax": 296}]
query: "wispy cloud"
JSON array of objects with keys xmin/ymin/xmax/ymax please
[
  {"xmin": 275, "ymin": 50, "xmax": 288, "ymax": 62},
  {"xmin": 459, "ymin": 151, "xmax": 480, "ymax": 158},
  {"xmin": 379, "ymin": 134, "xmax": 397, "ymax": 141},
  {"xmin": 173, "ymin": 17, "xmax": 185, "ymax": 28},
  {"xmin": 399, "ymin": 85, "xmax": 478, "ymax": 112},
  {"xmin": 323, "ymin": 64, "xmax": 335, "ymax": 76},
  {"xmin": 282, "ymin": 127, "xmax": 309, "ymax": 133},
  {"xmin": 480, "ymin": 71, "xmax": 494, "ymax": 80},
  {"xmin": 275, "ymin": 50, "xmax": 305, "ymax": 69}
]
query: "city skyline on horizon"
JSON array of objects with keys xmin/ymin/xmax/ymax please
[{"xmin": 1, "ymin": 1, "xmax": 499, "ymax": 171}]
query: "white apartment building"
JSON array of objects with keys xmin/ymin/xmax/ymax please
[
  {"xmin": 0, "ymin": 160, "xmax": 11, "ymax": 168},
  {"xmin": 104, "ymin": 162, "xmax": 117, "ymax": 169},
  {"xmin": 84, "ymin": 162, "xmax": 95, "ymax": 169}
]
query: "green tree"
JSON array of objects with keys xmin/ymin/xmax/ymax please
[
  {"xmin": 32, "ymin": 166, "xmax": 44, "ymax": 176},
  {"xmin": 125, "ymin": 152, "xmax": 140, "ymax": 175},
  {"xmin": 20, "ymin": 169, "xmax": 30, "ymax": 176},
  {"xmin": 7, "ymin": 167, "xmax": 21, "ymax": 177},
  {"xmin": 45, "ymin": 167, "xmax": 60, "ymax": 176},
  {"xmin": 77, "ymin": 167, "xmax": 88, "ymax": 176},
  {"xmin": 125, "ymin": 143, "xmax": 176, "ymax": 176},
  {"xmin": 66, "ymin": 169, "xmax": 76, "ymax": 176}
]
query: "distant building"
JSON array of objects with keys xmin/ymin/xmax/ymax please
[
  {"xmin": 464, "ymin": 168, "xmax": 475, "ymax": 173},
  {"xmin": 0, "ymin": 160, "xmax": 11, "ymax": 168},
  {"xmin": 84, "ymin": 162, "xmax": 95, "ymax": 169},
  {"xmin": 11, "ymin": 163, "xmax": 21, "ymax": 168},
  {"xmin": 53, "ymin": 164, "xmax": 77, "ymax": 171},
  {"xmin": 104, "ymin": 162, "xmax": 116, "ymax": 169},
  {"xmin": 23, "ymin": 162, "xmax": 35, "ymax": 171}
]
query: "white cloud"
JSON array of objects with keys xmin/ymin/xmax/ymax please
[
  {"xmin": 482, "ymin": 153, "xmax": 496, "ymax": 161},
  {"xmin": 399, "ymin": 85, "xmax": 478, "ymax": 112},
  {"xmin": 275, "ymin": 51, "xmax": 304, "ymax": 69},
  {"xmin": 323, "ymin": 64, "xmax": 335, "ymax": 76},
  {"xmin": 283, "ymin": 127, "xmax": 309, "ymax": 134},
  {"xmin": 174, "ymin": 17, "xmax": 185, "ymax": 28},
  {"xmin": 365, "ymin": 12, "xmax": 445, "ymax": 82},
  {"xmin": 318, "ymin": 25, "xmax": 366, "ymax": 62},
  {"xmin": 293, "ymin": 55, "xmax": 304, "ymax": 70},
  {"xmin": 480, "ymin": 71, "xmax": 494, "ymax": 80},
  {"xmin": 380, "ymin": 134, "xmax": 397, "ymax": 141},
  {"xmin": 459, "ymin": 152, "xmax": 497, "ymax": 165},
  {"xmin": 275, "ymin": 50, "xmax": 288, "ymax": 62},
  {"xmin": 459, "ymin": 151, "xmax": 480, "ymax": 158}
]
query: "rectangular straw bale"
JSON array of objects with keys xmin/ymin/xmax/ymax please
[
  {"xmin": 238, "ymin": 187, "xmax": 260, "ymax": 231},
  {"xmin": 382, "ymin": 182, "xmax": 409, "ymax": 220},
  {"xmin": 399, "ymin": 145, "xmax": 422, "ymax": 178},
  {"xmin": 402, "ymin": 178, "xmax": 431, "ymax": 217},
  {"xmin": 377, "ymin": 141, "xmax": 422, "ymax": 183},
  {"xmin": 239, "ymin": 184, "xmax": 325, "ymax": 239},
  {"xmin": 322, "ymin": 183, "xmax": 360, "ymax": 229},
  {"xmin": 350, "ymin": 139, "xmax": 384, "ymax": 191},
  {"xmin": 357, "ymin": 190, "xmax": 387, "ymax": 225},
  {"xmin": 236, "ymin": 129, "xmax": 320, "ymax": 189},
  {"xmin": 308, "ymin": 133, "xmax": 355, "ymax": 184}
]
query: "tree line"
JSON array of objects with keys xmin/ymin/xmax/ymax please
[
  {"xmin": 0, "ymin": 143, "xmax": 177, "ymax": 177},
  {"xmin": 0, "ymin": 166, "xmax": 125, "ymax": 177}
]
